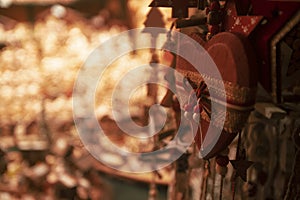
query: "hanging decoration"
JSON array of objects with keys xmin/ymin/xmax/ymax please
[
  {"xmin": 230, "ymin": 132, "xmax": 253, "ymax": 183},
  {"xmin": 176, "ymin": 31, "xmax": 257, "ymax": 159},
  {"xmin": 230, "ymin": 151, "xmax": 253, "ymax": 182},
  {"xmin": 150, "ymin": 1, "xmax": 259, "ymax": 199},
  {"xmin": 214, "ymin": 147, "xmax": 230, "ymax": 200},
  {"xmin": 153, "ymin": 1, "xmax": 258, "ymax": 158},
  {"xmin": 223, "ymin": 0, "xmax": 263, "ymax": 37},
  {"xmin": 230, "ymin": 132, "xmax": 253, "ymax": 199},
  {"xmin": 205, "ymin": 0, "xmax": 224, "ymax": 39},
  {"xmin": 148, "ymin": 0, "xmax": 300, "ymax": 200}
]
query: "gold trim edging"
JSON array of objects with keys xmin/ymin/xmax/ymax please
[{"xmin": 177, "ymin": 69, "xmax": 256, "ymax": 133}]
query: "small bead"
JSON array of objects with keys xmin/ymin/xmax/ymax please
[
  {"xmin": 183, "ymin": 104, "xmax": 193, "ymax": 112},
  {"xmin": 172, "ymin": 95, "xmax": 177, "ymax": 102},
  {"xmin": 216, "ymin": 155, "xmax": 229, "ymax": 166},
  {"xmin": 149, "ymin": 189, "xmax": 157, "ymax": 197},
  {"xmin": 184, "ymin": 111, "xmax": 193, "ymax": 119},
  {"xmin": 193, "ymin": 113, "xmax": 200, "ymax": 122},
  {"xmin": 216, "ymin": 164, "xmax": 228, "ymax": 176},
  {"xmin": 206, "ymin": 32, "xmax": 212, "ymax": 40},
  {"xmin": 193, "ymin": 104, "xmax": 202, "ymax": 113}
]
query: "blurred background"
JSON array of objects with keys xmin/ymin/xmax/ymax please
[
  {"xmin": 0, "ymin": 0, "xmax": 175, "ymax": 199},
  {"xmin": 1, "ymin": 1, "xmax": 300, "ymax": 200}
]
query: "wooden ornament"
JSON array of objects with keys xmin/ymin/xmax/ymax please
[
  {"xmin": 206, "ymin": 0, "xmax": 224, "ymax": 38},
  {"xmin": 216, "ymin": 155, "xmax": 229, "ymax": 167},
  {"xmin": 230, "ymin": 159, "xmax": 253, "ymax": 182},
  {"xmin": 223, "ymin": 0, "xmax": 263, "ymax": 37},
  {"xmin": 176, "ymin": 31, "xmax": 257, "ymax": 159}
]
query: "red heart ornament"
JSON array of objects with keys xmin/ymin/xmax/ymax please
[{"xmin": 176, "ymin": 32, "xmax": 257, "ymax": 159}]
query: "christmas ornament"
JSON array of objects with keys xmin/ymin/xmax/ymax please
[
  {"xmin": 176, "ymin": 31, "xmax": 257, "ymax": 159},
  {"xmin": 206, "ymin": 0, "xmax": 225, "ymax": 39},
  {"xmin": 230, "ymin": 158, "xmax": 253, "ymax": 182},
  {"xmin": 214, "ymin": 148, "xmax": 230, "ymax": 200},
  {"xmin": 223, "ymin": 0, "xmax": 263, "ymax": 37},
  {"xmin": 230, "ymin": 132, "xmax": 254, "ymax": 200}
]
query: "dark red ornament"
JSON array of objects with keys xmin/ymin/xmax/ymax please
[
  {"xmin": 177, "ymin": 31, "xmax": 257, "ymax": 159},
  {"xmin": 183, "ymin": 103, "xmax": 193, "ymax": 112},
  {"xmin": 223, "ymin": 0, "xmax": 263, "ymax": 37},
  {"xmin": 206, "ymin": 0, "xmax": 224, "ymax": 38},
  {"xmin": 230, "ymin": 159, "xmax": 254, "ymax": 182},
  {"xmin": 216, "ymin": 155, "xmax": 230, "ymax": 167},
  {"xmin": 193, "ymin": 104, "xmax": 202, "ymax": 113}
]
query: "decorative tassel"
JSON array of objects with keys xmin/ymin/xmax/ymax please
[
  {"xmin": 230, "ymin": 132, "xmax": 254, "ymax": 200},
  {"xmin": 148, "ymin": 181, "xmax": 157, "ymax": 200},
  {"xmin": 200, "ymin": 160, "xmax": 210, "ymax": 200},
  {"xmin": 216, "ymin": 149, "xmax": 230, "ymax": 200}
]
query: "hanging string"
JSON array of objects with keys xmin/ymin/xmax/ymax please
[
  {"xmin": 196, "ymin": 82, "xmax": 206, "ymax": 152},
  {"xmin": 148, "ymin": 175, "xmax": 158, "ymax": 200},
  {"xmin": 200, "ymin": 160, "xmax": 210, "ymax": 200},
  {"xmin": 219, "ymin": 175, "xmax": 224, "ymax": 200},
  {"xmin": 186, "ymin": 142, "xmax": 196, "ymax": 200},
  {"xmin": 215, "ymin": 148, "xmax": 230, "ymax": 200},
  {"xmin": 199, "ymin": 120, "xmax": 204, "ymax": 152},
  {"xmin": 200, "ymin": 164, "xmax": 206, "ymax": 200},
  {"xmin": 210, "ymin": 158, "xmax": 216, "ymax": 200}
]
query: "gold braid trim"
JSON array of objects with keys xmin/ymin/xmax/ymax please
[
  {"xmin": 177, "ymin": 69, "xmax": 256, "ymax": 133},
  {"xmin": 177, "ymin": 69, "xmax": 256, "ymax": 105}
]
